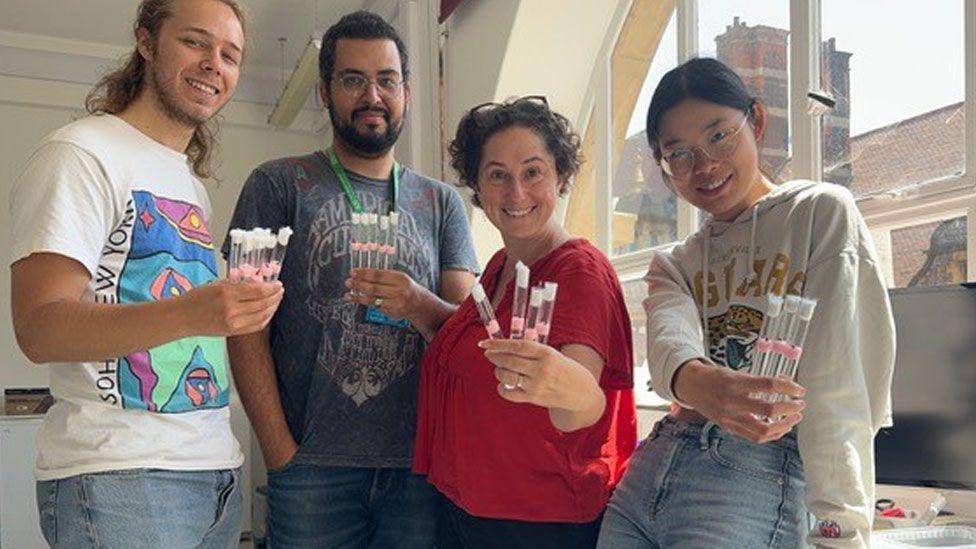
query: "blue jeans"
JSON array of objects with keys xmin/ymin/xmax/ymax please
[
  {"xmin": 267, "ymin": 464, "xmax": 438, "ymax": 548},
  {"xmin": 597, "ymin": 417, "xmax": 809, "ymax": 548},
  {"xmin": 36, "ymin": 468, "xmax": 242, "ymax": 549}
]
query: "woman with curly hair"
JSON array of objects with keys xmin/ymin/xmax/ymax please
[{"xmin": 413, "ymin": 96, "xmax": 638, "ymax": 548}]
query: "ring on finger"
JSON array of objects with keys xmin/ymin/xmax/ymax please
[{"xmin": 515, "ymin": 373, "xmax": 525, "ymax": 390}]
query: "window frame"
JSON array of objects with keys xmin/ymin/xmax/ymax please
[{"xmin": 580, "ymin": 0, "xmax": 976, "ymax": 288}]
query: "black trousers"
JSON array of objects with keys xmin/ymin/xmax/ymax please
[{"xmin": 436, "ymin": 495, "xmax": 602, "ymax": 549}]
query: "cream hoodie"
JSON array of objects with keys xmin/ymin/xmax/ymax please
[{"xmin": 644, "ymin": 180, "xmax": 896, "ymax": 548}]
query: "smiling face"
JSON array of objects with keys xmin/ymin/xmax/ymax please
[
  {"xmin": 656, "ymin": 98, "xmax": 772, "ymax": 221},
  {"xmin": 139, "ymin": 0, "xmax": 244, "ymax": 128},
  {"xmin": 476, "ymin": 125, "xmax": 565, "ymax": 241},
  {"xmin": 321, "ymin": 38, "xmax": 409, "ymax": 158}
]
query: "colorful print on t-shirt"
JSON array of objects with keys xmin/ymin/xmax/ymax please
[{"xmin": 99, "ymin": 190, "xmax": 228, "ymax": 413}]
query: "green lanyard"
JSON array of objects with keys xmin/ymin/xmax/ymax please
[{"xmin": 326, "ymin": 146, "xmax": 399, "ymax": 214}]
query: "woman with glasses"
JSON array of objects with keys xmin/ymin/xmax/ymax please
[
  {"xmin": 413, "ymin": 96, "xmax": 637, "ymax": 548},
  {"xmin": 597, "ymin": 57, "xmax": 895, "ymax": 548}
]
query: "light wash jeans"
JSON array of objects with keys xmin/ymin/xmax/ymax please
[
  {"xmin": 266, "ymin": 464, "xmax": 438, "ymax": 548},
  {"xmin": 36, "ymin": 468, "xmax": 242, "ymax": 549},
  {"xmin": 597, "ymin": 416, "xmax": 809, "ymax": 548}
]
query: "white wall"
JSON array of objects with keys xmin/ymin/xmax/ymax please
[{"xmin": 442, "ymin": 0, "xmax": 628, "ymax": 265}]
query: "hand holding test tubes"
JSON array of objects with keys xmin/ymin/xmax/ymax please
[
  {"xmin": 750, "ymin": 293, "xmax": 818, "ymax": 417},
  {"xmin": 228, "ymin": 227, "xmax": 292, "ymax": 283}
]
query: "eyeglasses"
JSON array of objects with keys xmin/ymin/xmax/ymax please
[
  {"xmin": 468, "ymin": 95, "xmax": 549, "ymax": 115},
  {"xmin": 332, "ymin": 73, "xmax": 404, "ymax": 97},
  {"xmin": 659, "ymin": 114, "xmax": 751, "ymax": 180}
]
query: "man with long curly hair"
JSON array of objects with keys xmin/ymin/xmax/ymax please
[{"xmin": 9, "ymin": 1, "xmax": 282, "ymax": 546}]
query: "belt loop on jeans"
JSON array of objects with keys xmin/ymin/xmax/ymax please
[{"xmin": 699, "ymin": 421, "xmax": 718, "ymax": 450}]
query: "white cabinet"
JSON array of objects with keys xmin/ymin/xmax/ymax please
[{"xmin": 0, "ymin": 415, "xmax": 45, "ymax": 549}]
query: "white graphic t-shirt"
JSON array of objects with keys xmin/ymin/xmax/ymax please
[{"xmin": 9, "ymin": 115, "xmax": 242, "ymax": 480}]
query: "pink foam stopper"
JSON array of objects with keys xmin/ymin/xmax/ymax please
[
  {"xmin": 510, "ymin": 317, "xmax": 525, "ymax": 331},
  {"xmin": 524, "ymin": 328, "xmax": 538, "ymax": 341},
  {"xmin": 351, "ymin": 242, "xmax": 363, "ymax": 251},
  {"xmin": 270, "ymin": 261, "xmax": 282, "ymax": 274},
  {"xmin": 535, "ymin": 321, "xmax": 550, "ymax": 336},
  {"xmin": 259, "ymin": 263, "xmax": 274, "ymax": 278},
  {"xmin": 240, "ymin": 264, "xmax": 257, "ymax": 277},
  {"xmin": 783, "ymin": 345, "xmax": 803, "ymax": 361},
  {"xmin": 487, "ymin": 320, "xmax": 500, "ymax": 334},
  {"xmin": 249, "ymin": 273, "xmax": 264, "ymax": 283},
  {"xmin": 755, "ymin": 338, "xmax": 773, "ymax": 353},
  {"xmin": 771, "ymin": 340, "xmax": 792, "ymax": 356},
  {"xmin": 229, "ymin": 268, "xmax": 242, "ymax": 282},
  {"xmin": 367, "ymin": 242, "xmax": 379, "ymax": 251}
]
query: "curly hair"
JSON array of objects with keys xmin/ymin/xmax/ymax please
[
  {"xmin": 448, "ymin": 97, "xmax": 582, "ymax": 208},
  {"xmin": 85, "ymin": 0, "xmax": 246, "ymax": 180}
]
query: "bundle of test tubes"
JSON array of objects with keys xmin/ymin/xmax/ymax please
[
  {"xmin": 470, "ymin": 260, "xmax": 559, "ymax": 344},
  {"xmin": 350, "ymin": 212, "xmax": 399, "ymax": 270},
  {"xmin": 227, "ymin": 227, "xmax": 293, "ymax": 283},
  {"xmin": 749, "ymin": 293, "xmax": 818, "ymax": 405}
]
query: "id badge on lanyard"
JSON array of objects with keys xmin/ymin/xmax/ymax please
[{"xmin": 327, "ymin": 147, "xmax": 410, "ymax": 330}]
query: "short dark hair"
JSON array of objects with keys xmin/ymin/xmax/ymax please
[
  {"xmin": 645, "ymin": 57, "xmax": 757, "ymax": 159},
  {"xmin": 319, "ymin": 10, "xmax": 409, "ymax": 84},
  {"xmin": 449, "ymin": 97, "xmax": 582, "ymax": 208}
]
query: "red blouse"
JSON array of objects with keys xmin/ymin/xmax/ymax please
[{"xmin": 413, "ymin": 239, "xmax": 637, "ymax": 522}]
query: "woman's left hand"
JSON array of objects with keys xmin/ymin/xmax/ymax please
[
  {"xmin": 478, "ymin": 338, "xmax": 594, "ymax": 411},
  {"xmin": 344, "ymin": 268, "xmax": 421, "ymax": 320}
]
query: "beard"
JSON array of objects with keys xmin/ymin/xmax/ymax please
[
  {"xmin": 150, "ymin": 63, "xmax": 210, "ymax": 128},
  {"xmin": 327, "ymin": 98, "xmax": 402, "ymax": 158}
]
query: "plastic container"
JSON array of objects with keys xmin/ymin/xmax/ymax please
[{"xmin": 872, "ymin": 525, "xmax": 976, "ymax": 548}]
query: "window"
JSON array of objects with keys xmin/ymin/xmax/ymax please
[
  {"xmin": 573, "ymin": 0, "xmax": 975, "ymax": 404},
  {"xmin": 821, "ymin": 1, "xmax": 965, "ymax": 195},
  {"xmin": 610, "ymin": 11, "xmax": 678, "ymax": 257},
  {"xmin": 698, "ymin": 3, "xmax": 792, "ymax": 182}
]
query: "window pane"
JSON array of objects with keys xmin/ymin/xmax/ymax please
[
  {"xmin": 611, "ymin": 9, "xmax": 678, "ymax": 257},
  {"xmin": 881, "ymin": 216, "xmax": 968, "ymax": 288},
  {"xmin": 821, "ymin": 1, "xmax": 965, "ymax": 196},
  {"xmin": 621, "ymin": 276, "xmax": 671, "ymax": 407},
  {"xmin": 698, "ymin": 3, "xmax": 792, "ymax": 181}
]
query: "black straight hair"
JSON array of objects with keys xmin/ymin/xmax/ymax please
[
  {"xmin": 319, "ymin": 10, "xmax": 410, "ymax": 84},
  {"xmin": 645, "ymin": 57, "xmax": 757, "ymax": 158}
]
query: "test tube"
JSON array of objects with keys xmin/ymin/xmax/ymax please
[
  {"xmin": 228, "ymin": 229, "xmax": 244, "ymax": 282},
  {"xmin": 350, "ymin": 213, "xmax": 362, "ymax": 271},
  {"xmin": 778, "ymin": 298, "xmax": 818, "ymax": 383},
  {"xmin": 470, "ymin": 283, "xmax": 503, "ymax": 339},
  {"xmin": 510, "ymin": 261, "xmax": 530, "ymax": 339},
  {"xmin": 387, "ymin": 212, "xmax": 399, "ymax": 270},
  {"xmin": 268, "ymin": 226, "xmax": 292, "ymax": 282},
  {"xmin": 536, "ymin": 282, "xmax": 558, "ymax": 345},
  {"xmin": 239, "ymin": 233, "xmax": 258, "ymax": 282},
  {"xmin": 770, "ymin": 295, "xmax": 803, "ymax": 378},
  {"xmin": 522, "ymin": 286, "xmax": 545, "ymax": 342},
  {"xmin": 367, "ymin": 213, "xmax": 379, "ymax": 269},
  {"xmin": 379, "ymin": 215, "xmax": 390, "ymax": 270},
  {"xmin": 749, "ymin": 294, "xmax": 784, "ymax": 376}
]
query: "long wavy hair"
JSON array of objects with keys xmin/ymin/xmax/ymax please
[{"xmin": 85, "ymin": 0, "xmax": 246, "ymax": 179}]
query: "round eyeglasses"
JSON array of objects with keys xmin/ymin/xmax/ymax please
[{"xmin": 659, "ymin": 115, "xmax": 751, "ymax": 179}]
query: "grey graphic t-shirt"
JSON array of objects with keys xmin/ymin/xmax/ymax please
[{"xmin": 224, "ymin": 151, "xmax": 479, "ymax": 468}]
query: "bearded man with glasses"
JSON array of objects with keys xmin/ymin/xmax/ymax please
[{"xmin": 223, "ymin": 10, "xmax": 479, "ymax": 548}]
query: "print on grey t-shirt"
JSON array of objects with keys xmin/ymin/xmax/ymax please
[
  {"xmin": 224, "ymin": 151, "xmax": 479, "ymax": 467},
  {"xmin": 306, "ymin": 189, "xmax": 432, "ymax": 406}
]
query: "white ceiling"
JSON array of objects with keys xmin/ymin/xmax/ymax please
[{"xmin": 0, "ymin": 0, "xmax": 394, "ymax": 73}]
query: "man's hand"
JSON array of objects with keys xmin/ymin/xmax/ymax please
[{"xmin": 180, "ymin": 280, "xmax": 284, "ymax": 336}]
